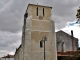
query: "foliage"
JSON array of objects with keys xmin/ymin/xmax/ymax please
[
  {"xmin": 76, "ymin": 7, "xmax": 80, "ymax": 26},
  {"xmin": 76, "ymin": 7, "xmax": 80, "ymax": 20}
]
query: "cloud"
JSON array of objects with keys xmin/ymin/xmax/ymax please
[
  {"xmin": 0, "ymin": 0, "xmax": 45, "ymax": 33},
  {"xmin": 0, "ymin": 31, "xmax": 21, "ymax": 57},
  {"xmin": 43, "ymin": 0, "xmax": 80, "ymax": 30},
  {"xmin": 0, "ymin": 0, "xmax": 80, "ymax": 32}
]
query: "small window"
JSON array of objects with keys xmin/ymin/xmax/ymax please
[
  {"xmin": 24, "ymin": 13, "xmax": 28, "ymax": 18},
  {"xmin": 36, "ymin": 7, "xmax": 38, "ymax": 16},
  {"xmin": 43, "ymin": 8, "xmax": 44, "ymax": 16},
  {"xmin": 40, "ymin": 41, "xmax": 43, "ymax": 48}
]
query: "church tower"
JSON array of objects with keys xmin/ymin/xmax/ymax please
[{"xmin": 22, "ymin": 4, "xmax": 57, "ymax": 60}]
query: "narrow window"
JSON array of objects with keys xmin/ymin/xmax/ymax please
[
  {"xmin": 40, "ymin": 41, "xmax": 43, "ymax": 48},
  {"xmin": 36, "ymin": 7, "xmax": 38, "ymax": 16},
  {"xmin": 43, "ymin": 8, "xmax": 44, "ymax": 16},
  {"xmin": 24, "ymin": 12, "xmax": 28, "ymax": 18}
]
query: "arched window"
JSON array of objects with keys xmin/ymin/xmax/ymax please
[
  {"xmin": 62, "ymin": 42, "xmax": 64, "ymax": 52},
  {"xmin": 43, "ymin": 8, "xmax": 44, "ymax": 16},
  {"xmin": 36, "ymin": 7, "xmax": 38, "ymax": 16}
]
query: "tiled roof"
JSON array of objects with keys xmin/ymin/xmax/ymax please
[
  {"xmin": 57, "ymin": 51, "xmax": 80, "ymax": 56},
  {"xmin": 2, "ymin": 54, "xmax": 14, "ymax": 58}
]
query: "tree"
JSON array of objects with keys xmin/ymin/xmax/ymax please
[{"xmin": 76, "ymin": 7, "xmax": 80, "ymax": 23}]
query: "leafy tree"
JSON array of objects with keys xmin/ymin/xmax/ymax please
[{"xmin": 76, "ymin": 7, "xmax": 80, "ymax": 23}]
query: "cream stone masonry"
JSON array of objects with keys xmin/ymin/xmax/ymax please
[
  {"xmin": 23, "ymin": 4, "xmax": 57, "ymax": 60},
  {"xmin": 14, "ymin": 4, "xmax": 57, "ymax": 60}
]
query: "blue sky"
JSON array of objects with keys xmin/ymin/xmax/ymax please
[
  {"xmin": 69, "ymin": 21, "xmax": 80, "ymax": 26},
  {"xmin": 62, "ymin": 21, "xmax": 80, "ymax": 46},
  {"xmin": 0, "ymin": 0, "xmax": 80, "ymax": 57}
]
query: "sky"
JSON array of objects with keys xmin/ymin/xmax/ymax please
[{"xmin": 0, "ymin": 0, "xmax": 80, "ymax": 57}]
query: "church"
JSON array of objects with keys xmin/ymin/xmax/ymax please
[
  {"xmin": 14, "ymin": 4, "xmax": 57, "ymax": 60},
  {"xmin": 14, "ymin": 4, "xmax": 80, "ymax": 60}
]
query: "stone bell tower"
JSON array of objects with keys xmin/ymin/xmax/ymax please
[{"xmin": 22, "ymin": 4, "xmax": 57, "ymax": 60}]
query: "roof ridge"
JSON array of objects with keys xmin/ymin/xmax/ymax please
[{"xmin": 56, "ymin": 30, "xmax": 78, "ymax": 40}]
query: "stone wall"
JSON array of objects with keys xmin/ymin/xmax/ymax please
[
  {"xmin": 14, "ymin": 4, "xmax": 57, "ymax": 60},
  {"xmin": 14, "ymin": 45, "xmax": 22, "ymax": 60},
  {"xmin": 23, "ymin": 4, "xmax": 57, "ymax": 60},
  {"xmin": 56, "ymin": 30, "xmax": 78, "ymax": 52},
  {"xmin": 0, "ymin": 58, "xmax": 14, "ymax": 60}
]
